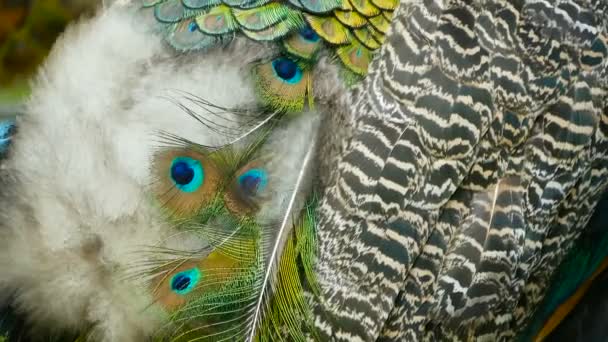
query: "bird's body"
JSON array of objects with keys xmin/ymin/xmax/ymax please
[
  {"xmin": 0, "ymin": 0, "xmax": 607, "ymax": 341},
  {"xmin": 309, "ymin": 1, "xmax": 608, "ymax": 340}
]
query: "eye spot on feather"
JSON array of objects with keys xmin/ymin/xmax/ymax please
[
  {"xmin": 153, "ymin": 149, "xmax": 220, "ymax": 217},
  {"xmin": 170, "ymin": 268, "xmax": 201, "ymax": 295},
  {"xmin": 299, "ymin": 26, "xmax": 320, "ymax": 42},
  {"xmin": 238, "ymin": 168, "xmax": 268, "ymax": 197},
  {"xmin": 254, "ymin": 57, "xmax": 310, "ymax": 111},
  {"xmin": 271, "ymin": 58, "xmax": 302, "ymax": 85},
  {"xmin": 0, "ymin": 119, "xmax": 15, "ymax": 155},
  {"xmin": 188, "ymin": 21, "xmax": 198, "ymax": 32},
  {"xmin": 170, "ymin": 157, "xmax": 204, "ymax": 193},
  {"xmin": 224, "ymin": 162, "xmax": 269, "ymax": 215}
]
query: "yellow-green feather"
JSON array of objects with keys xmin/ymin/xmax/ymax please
[
  {"xmin": 256, "ymin": 200, "xmax": 320, "ymax": 341},
  {"xmin": 195, "ymin": 5, "xmax": 239, "ymax": 35},
  {"xmin": 337, "ymin": 41, "xmax": 372, "ymax": 75},
  {"xmin": 253, "ymin": 59, "xmax": 312, "ymax": 112},
  {"xmin": 295, "ymin": 0, "xmax": 342, "ymax": 13},
  {"xmin": 368, "ymin": 13, "xmax": 390, "ymax": 33},
  {"xmin": 334, "ymin": 10, "xmax": 367, "ymax": 28},
  {"xmin": 347, "ymin": 0, "xmax": 380, "ymax": 17},
  {"xmin": 305, "ymin": 15, "xmax": 351, "ymax": 44},
  {"xmin": 234, "ymin": 3, "xmax": 300, "ymax": 31},
  {"xmin": 183, "ymin": 0, "xmax": 223, "ymax": 9},
  {"xmin": 165, "ymin": 19, "xmax": 219, "ymax": 51},
  {"xmin": 370, "ymin": 0, "xmax": 398, "ymax": 10},
  {"xmin": 243, "ymin": 19, "xmax": 304, "ymax": 41},
  {"xmin": 146, "ymin": 0, "xmax": 400, "ymax": 110},
  {"xmin": 353, "ymin": 26, "xmax": 382, "ymax": 49},
  {"xmin": 283, "ymin": 33, "xmax": 322, "ymax": 60},
  {"xmin": 155, "ymin": 0, "xmax": 190, "ymax": 23}
]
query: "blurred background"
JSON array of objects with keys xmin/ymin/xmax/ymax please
[
  {"xmin": 0, "ymin": 2, "xmax": 96, "ymax": 340},
  {"xmin": 0, "ymin": 0, "xmax": 96, "ymax": 118}
]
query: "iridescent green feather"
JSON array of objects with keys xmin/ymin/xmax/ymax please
[
  {"xmin": 223, "ymin": 0, "xmax": 272, "ymax": 9},
  {"xmin": 164, "ymin": 19, "xmax": 220, "ymax": 51},
  {"xmin": 295, "ymin": 0, "xmax": 341, "ymax": 14},
  {"xmin": 233, "ymin": 4, "xmax": 301, "ymax": 32},
  {"xmin": 336, "ymin": 41, "xmax": 372, "ymax": 75},
  {"xmin": 252, "ymin": 58, "xmax": 312, "ymax": 112},
  {"xmin": 165, "ymin": 219, "xmax": 262, "ymax": 341},
  {"xmin": 154, "ymin": 0, "xmax": 188, "ymax": 23},
  {"xmin": 256, "ymin": 199, "xmax": 320, "ymax": 341},
  {"xmin": 139, "ymin": 111, "xmax": 321, "ymax": 341},
  {"xmin": 243, "ymin": 20, "xmax": 304, "ymax": 41},
  {"xmin": 347, "ymin": 0, "xmax": 380, "ymax": 17},
  {"xmin": 334, "ymin": 10, "xmax": 367, "ymax": 28},
  {"xmin": 283, "ymin": 33, "xmax": 322, "ymax": 60},
  {"xmin": 369, "ymin": 0, "xmax": 397, "ymax": 10},
  {"xmin": 368, "ymin": 13, "xmax": 390, "ymax": 33},
  {"xmin": 305, "ymin": 15, "xmax": 350, "ymax": 45},
  {"xmin": 195, "ymin": 5, "xmax": 239, "ymax": 35},
  {"xmin": 143, "ymin": 0, "xmax": 398, "ymax": 114},
  {"xmin": 353, "ymin": 26, "xmax": 381, "ymax": 49},
  {"xmin": 182, "ymin": 0, "xmax": 218, "ymax": 10}
]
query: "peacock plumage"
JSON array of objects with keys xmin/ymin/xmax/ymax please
[{"xmin": 1, "ymin": 0, "xmax": 608, "ymax": 341}]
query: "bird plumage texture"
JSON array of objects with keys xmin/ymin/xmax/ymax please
[
  {"xmin": 1, "ymin": 0, "xmax": 608, "ymax": 341},
  {"xmin": 307, "ymin": 0, "xmax": 608, "ymax": 340},
  {"xmin": 0, "ymin": 3, "xmax": 345, "ymax": 340}
]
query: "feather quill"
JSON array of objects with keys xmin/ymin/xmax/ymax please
[
  {"xmin": 142, "ymin": 112, "xmax": 321, "ymax": 341},
  {"xmin": 246, "ymin": 117, "xmax": 318, "ymax": 341}
]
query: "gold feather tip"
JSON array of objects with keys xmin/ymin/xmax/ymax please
[
  {"xmin": 337, "ymin": 42, "xmax": 372, "ymax": 75},
  {"xmin": 283, "ymin": 26, "xmax": 323, "ymax": 59}
]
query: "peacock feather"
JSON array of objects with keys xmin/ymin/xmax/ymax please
[
  {"xmin": 0, "ymin": 0, "xmax": 353, "ymax": 339},
  {"xmin": 142, "ymin": 0, "xmax": 398, "ymax": 112},
  {"xmin": 2, "ymin": 0, "xmax": 608, "ymax": 341},
  {"xmin": 117, "ymin": 4, "xmax": 395, "ymax": 337},
  {"xmin": 121, "ymin": 109, "xmax": 324, "ymax": 341},
  {"xmin": 0, "ymin": 120, "xmax": 14, "ymax": 157}
]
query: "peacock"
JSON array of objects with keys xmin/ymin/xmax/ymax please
[{"xmin": 1, "ymin": 0, "xmax": 608, "ymax": 341}]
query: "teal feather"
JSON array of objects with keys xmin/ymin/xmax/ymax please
[
  {"xmin": 154, "ymin": 0, "xmax": 188, "ymax": 23},
  {"xmin": 182, "ymin": 0, "xmax": 221, "ymax": 9},
  {"xmin": 221, "ymin": 0, "xmax": 267, "ymax": 9},
  {"xmin": 163, "ymin": 20, "xmax": 220, "ymax": 51},
  {"xmin": 545, "ymin": 268, "xmax": 608, "ymax": 341},
  {"xmin": 233, "ymin": 4, "xmax": 301, "ymax": 32},
  {"xmin": 195, "ymin": 6, "xmax": 239, "ymax": 36},
  {"xmin": 519, "ymin": 191, "xmax": 608, "ymax": 341},
  {"xmin": 142, "ymin": 0, "xmax": 164, "ymax": 7},
  {"xmin": 231, "ymin": 0, "xmax": 275, "ymax": 10},
  {"xmin": 220, "ymin": 0, "xmax": 252, "ymax": 8},
  {"xmin": 286, "ymin": 0, "xmax": 304, "ymax": 9},
  {"xmin": 295, "ymin": 0, "xmax": 341, "ymax": 13},
  {"xmin": 141, "ymin": 0, "xmax": 393, "ymax": 84}
]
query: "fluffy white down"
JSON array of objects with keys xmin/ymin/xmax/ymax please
[{"xmin": 0, "ymin": 3, "xmax": 267, "ymax": 340}]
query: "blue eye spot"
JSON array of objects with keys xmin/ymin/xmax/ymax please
[
  {"xmin": 271, "ymin": 58, "xmax": 303, "ymax": 85},
  {"xmin": 170, "ymin": 157, "xmax": 204, "ymax": 193},
  {"xmin": 299, "ymin": 26, "xmax": 319, "ymax": 42},
  {"xmin": 238, "ymin": 168, "xmax": 268, "ymax": 197},
  {"xmin": 188, "ymin": 21, "xmax": 199, "ymax": 32},
  {"xmin": 171, "ymin": 161, "xmax": 194, "ymax": 185},
  {"xmin": 170, "ymin": 268, "xmax": 201, "ymax": 295},
  {"xmin": 0, "ymin": 119, "xmax": 15, "ymax": 155}
]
